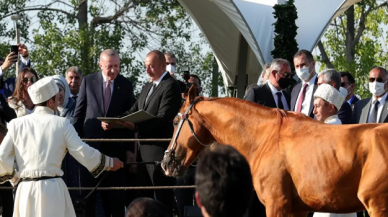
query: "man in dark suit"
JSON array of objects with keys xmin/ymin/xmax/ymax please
[
  {"xmin": 72, "ymin": 49, "xmax": 135, "ymax": 217},
  {"xmin": 291, "ymin": 50, "xmax": 318, "ymax": 118},
  {"xmin": 353, "ymin": 67, "xmax": 388, "ymax": 124},
  {"xmin": 244, "ymin": 58, "xmax": 292, "ymax": 110},
  {"xmin": 104, "ymin": 50, "xmax": 181, "ymax": 214},
  {"xmin": 243, "ymin": 58, "xmax": 292, "ymax": 217},
  {"xmin": 340, "ymin": 71, "xmax": 359, "ymax": 109},
  {"xmin": 317, "ymin": 69, "xmax": 352, "ymax": 124}
]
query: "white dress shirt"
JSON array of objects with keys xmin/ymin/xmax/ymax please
[
  {"xmin": 367, "ymin": 92, "xmax": 388, "ymax": 123},
  {"xmin": 295, "ymin": 74, "xmax": 317, "ymax": 116},
  {"xmin": 268, "ymin": 81, "xmax": 289, "ymax": 110}
]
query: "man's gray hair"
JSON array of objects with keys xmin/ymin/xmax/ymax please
[
  {"xmin": 270, "ymin": 58, "xmax": 290, "ymax": 72},
  {"xmin": 66, "ymin": 66, "xmax": 83, "ymax": 77},
  {"xmin": 319, "ymin": 69, "xmax": 341, "ymax": 90},
  {"xmin": 261, "ymin": 63, "xmax": 271, "ymax": 74},
  {"xmin": 100, "ymin": 49, "xmax": 119, "ymax": 59}
]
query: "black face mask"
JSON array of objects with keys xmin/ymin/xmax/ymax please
[{"xmin": 277, "ymin": 77, "xmax": 291, "ymax": 89}]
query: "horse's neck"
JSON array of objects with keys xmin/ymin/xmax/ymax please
[{"xmin": 196, "ymin": 98, "xmax": 276, "ymax": 157}]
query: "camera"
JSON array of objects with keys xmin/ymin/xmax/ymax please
[{"xmin": 10, "ymin": 45, "xmax": 19, "ymax": 63}]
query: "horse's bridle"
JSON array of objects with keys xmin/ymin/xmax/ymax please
[{"xmin": 164, "ymin": 98, "xmax": 211, "ymax": 158}]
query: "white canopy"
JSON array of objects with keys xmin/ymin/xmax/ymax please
[{"xmin": 178, "ymin": 0, "xmax": 361, "ymax": 95}]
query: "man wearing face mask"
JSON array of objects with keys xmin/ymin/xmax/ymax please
[
  {"xmin": 291, "ymin": 50, "xmax": 318, "ymax": 118},
  {"xmin": 165, "ymin": 52, "xmax": 177, "ymax": 79},
  {"xmin": 244, "ymin": 58, "xmax": 292, "ymax": 110},
  {"xmin": 340, "ymin": 71, "xmax": 359, "ymax": 109},
  {"xmin": 244, "ymin": 58, "xmax": 292, "ymax": 217},
  {"xmin": 353, "ymin": 67, "xmax": 388, "ymax": 124}
]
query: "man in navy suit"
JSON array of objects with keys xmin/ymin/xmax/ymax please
[{"xmin": 72, "ymin": 49, "xmax": 135, "ymax": 217}]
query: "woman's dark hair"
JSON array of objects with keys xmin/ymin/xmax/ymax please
[{"xmin": 10, "ymin": 67, "xmax": 39, "ymax": 103}]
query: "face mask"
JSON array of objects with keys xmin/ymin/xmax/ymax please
[
  {"xmin": 339, "ymin": 87, "xmax": 348, "ymax": 97},
  {"xmin": 369, "ymin": 81, "xmax": 387, "ymax": 96},
  {"xmin": 295, "ymin": 65, "xmax": 311, "ymax": 81},
  {"xmin": 166, "ymin": 64, "xmax": 176, "ymax": 74},
  {"xmin": 277, "ymin": 73, "xmax": 291, "ymax": 89}
]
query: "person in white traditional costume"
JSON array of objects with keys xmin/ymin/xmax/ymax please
[
  {"xmin": 313, "ymin": 84, "xmax": 356, "ymax": 217},
  {"xmin": 0, "ymin": 77, "xmax": 124, "ymax": 217}
]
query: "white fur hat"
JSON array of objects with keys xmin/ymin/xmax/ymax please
[
  {"xmin": 28, "ymin": 77, "xmax": 59, "ymax": 104},
  {"xmin": 314, "ymin": 84, "xmax": 345, "ymax": 111}
]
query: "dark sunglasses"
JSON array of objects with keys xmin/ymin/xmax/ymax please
[
  {"xmin": 369, "ymin": 77, "xmax": 384, "ymax": 83},
  {"xmin": 341, "ymin": 82, "xmax": 350, "ymax": 87},
  {"xmin": 22, "ymin": 77, "xmax": 37, "ymax": 84},
  {"xmin": 166, "ymin": 62, "xmax": 176, "ymax": 66},
  {"xmin": 278, "ymin": 71, "xmax": 295, "ymax": 79}
]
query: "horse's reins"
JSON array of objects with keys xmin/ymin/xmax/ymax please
[{"xmin": 165, "ymin": 98, "xmax": 211, "ymax": 159}]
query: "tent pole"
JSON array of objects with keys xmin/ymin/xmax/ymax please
[{"xmin": 236, "ymin": 34, "xmax": 248, "ymax": 99}]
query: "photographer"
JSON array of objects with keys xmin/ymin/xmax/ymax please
[
  {"xmin": 179, "ymin": 69, "xmax": 202, "ymax": 99},
  {"xmin": 0, "ymin": 44, "xmax": 31, "ymax": 98}
]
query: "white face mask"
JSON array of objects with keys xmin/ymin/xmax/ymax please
[
  {"xmin": 295, "ymin": 65, "xmax": 311, "ymax": 81},
  {"xmin": 369, "ymin": 81, "xmax": 387, "ymax": 96},
  {"xmin": 339, "ymin": 87, "xmax": 348, "ymax": 97},
  {"xmin": 166, "ymin": 64, "xmax": 176, "ymax": 74}
]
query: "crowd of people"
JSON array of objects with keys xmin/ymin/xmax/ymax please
[
  {"xmin": 0, "ymin": 44, "xmax": 385, "ymax": 217},
  {"xmin": 245, "ymin": 49, "xmax": 387, "ymax": 217}
]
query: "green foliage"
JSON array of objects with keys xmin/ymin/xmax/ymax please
[
  {"xmin": 271, "ymin": 0, "xmax": 299, "ymax": 71},
  {"xmin": 0, "ymin": 0, "xmax": 223, "ymax": 96},
  {"xmin": 317, "ymin": 0, "xmax": 388, "ymax": 99}
]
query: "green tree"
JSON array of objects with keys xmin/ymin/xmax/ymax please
[
  {"xmin": 0, "ymin": 0, "xmax": 224, "ymax": 96},
  {"xmin": 317, "ymin": 0, "xmax": 388, "ymax": 98}
]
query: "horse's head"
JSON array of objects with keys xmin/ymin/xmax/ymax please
[{"xmin": 161, "ymin": 86, "xmax": 214, "ymax": 177}]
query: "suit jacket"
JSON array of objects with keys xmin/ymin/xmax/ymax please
[
  {"xmin": 338, "ymin": 102, "xmax": 352, "ymax": 124},
  {"xmin": 290, "ymin": 77, "xmax": 318, "ymax": 118},
  {"xmin": 349, "ymin": 95, "xmax": 359, "ymax": 110},
  {"xmin": 72, "ymin": 72, "xmax": 135, "ymax": 160},
  {"xmin": 122, "ymin": 73, "xmax": 182, "ymax": 162},
  {"xmin": 243, "ymin": 82, "xmax": 291, "ymax": 109},
  {"xmin": 0, "ymin": 94, "xmax": 16, "ymax": 124},
  {"xmin": 352, "ymin": 97, "xmax": 388, "ymax": 124}
]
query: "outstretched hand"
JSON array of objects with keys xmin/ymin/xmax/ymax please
[{"xmin": 111, "ymin": 158, "xmax": 124, "ymax": 171}]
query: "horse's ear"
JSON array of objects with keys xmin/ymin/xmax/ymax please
[{"xmin": 186, "ymin": 85, "xmax": 197, "ymax": 105}]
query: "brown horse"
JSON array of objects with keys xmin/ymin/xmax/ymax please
[{"xmin": 161, "ymin": 86, "xmax": 388, "ymax": 217}]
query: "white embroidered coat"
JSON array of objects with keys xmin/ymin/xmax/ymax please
[{"xmin": 0, "ymin": 106, "xmax": 112, "ymax": 217}]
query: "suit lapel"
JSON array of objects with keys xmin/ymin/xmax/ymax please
[
  {"xmin": 93, "ymin": 72, "xmax": 105, "ymax": 115},
  {"xmin": 139, "ymin": 82, "xmax": 153, "ymax": 110},
  {"xmin": 264, "ymin": 83, "xmax": 276, "ymax": 108},
  {"xmin": 360, "ymin": 99, "xmax": 372, "ymax": 124},
  {"xmin": 379, "ymin": 99, "xmax": 388, "ymax": 123},
  {"xmin": 291, "ymin": 83, "xmax": 301, "ymax": 111},
  {"xmin": 143, "ymin": 73, "xmax": 171, "ymax": 110}
]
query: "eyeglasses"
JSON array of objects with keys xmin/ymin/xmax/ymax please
[
  {"xmin": 22, "ymin": 77, "xmax": 37, "ymax": 84},
  {"xmin": 166, "ymin": 62, "xmax": 176, "ymax": 66},
  {"xmin": 369, "ymin": 77, "xmax": 384, "ymax": 83},
  {"xmin": 278, "ymin": 71, "xmax": 295, "ymax": 79}
]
